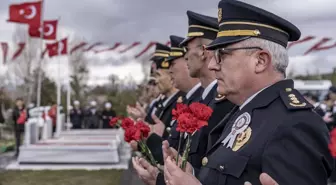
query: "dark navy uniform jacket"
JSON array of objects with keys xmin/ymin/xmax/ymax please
[
  {"xmin": 157, "ymin": 90, "xmax": 186, "ymax": 139},
  {"xmin": 145, "ymin": 95, "xmax": 166, "ymax": 125},
  {"xmin": 187, "ymin": 83, "xmax": 235, "ymax": 176},
  {"xmin": 154, "ymin": 85, "xmax": 203, "ymax": 185},
  {"xmin": 198, "ymin": 80, "xmax": 333, "ymax": 185},
  {"xmin": 147, "ymin": 87, "xmax": 202, "ymax": 166}
]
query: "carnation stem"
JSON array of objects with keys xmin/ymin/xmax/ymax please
[
  {"xmin": 176, "ymin": 132, "xmax": 183, "ymax": 166},
  {"xmin": 180, "ymin": 133, "xmax": 191, "ymax": 171},
  {"xmin": 138, "ymin": 140, "xmax": 163, "ymax": 173}
]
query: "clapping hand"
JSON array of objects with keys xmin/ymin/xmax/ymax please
[
  {"xmin": 244, "ymin": 173, "xmax": 279, "ymax": 185},
  {"xmin": 132, "ymin": 156, "xmax": 159, "ymax": 185}
]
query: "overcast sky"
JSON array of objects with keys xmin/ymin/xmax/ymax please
[{"xmin": 0, "ymin": 0, "xmax": 336, "ymax": 85}]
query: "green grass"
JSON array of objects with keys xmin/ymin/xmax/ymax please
[{"xmin": 0, "ymin": 170, "xmax": 124, "ymax": 185}]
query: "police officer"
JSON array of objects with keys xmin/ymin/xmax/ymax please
[
  {"xmin": 101, "ymin": 102, "xmax": 117, "ymax": 129},
  {"xmin": 133, "ymin": 35, "xmax": 203, "ymax": 185},
  {"xmin": 70, "ymin": 100, "xmax": 83, "ymax": 129},
  {"xmin": 146, "ymin": 35, "xmax": 203, "ymax": 166},
  {"xmin": 163, "ymin": 0, "xmax": 333, "ymax": 185},
  {"xmin": 84, "ymin": 101, "xmax": 101, "ymax": 129},
  {"xmin": 149, "ymin": 43, "xmax": 185, "ymax": 135},
  {"xmin": 177, "ymin": 11, "xmax": 235, "ymax": 175}
]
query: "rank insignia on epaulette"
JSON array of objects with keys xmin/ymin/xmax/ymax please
[
  {"xmin": 177, "ymin": 96, "xmax": 183, "ymax": 103},
  {"xmin": 232, "ymin": 127, "xmax": 252, "ymax": 152},
  {"xmin": 215, "ymin": 93, "xmax": 226, "ymax": 101},
  {"xmin": 280, "ymin": 88, "xmax": 313, "ymax": 110}
]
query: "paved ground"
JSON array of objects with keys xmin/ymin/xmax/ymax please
[
  {"xmin": 0, "ymin": 152, "xmax": 15, "ymax": 172},
  {"xmin": 119, "ymin": 159, "xmax": 146, "ymax": 185}
]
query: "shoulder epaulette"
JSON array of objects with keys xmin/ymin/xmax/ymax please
[
  {"xmin": 214, "ymin": 93, "xmax": 226, "ymax": 103},
  {"xmin": 279, "ymin": 87, "xmax": 313, "ymax": 110}
]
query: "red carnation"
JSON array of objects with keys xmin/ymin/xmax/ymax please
[
  {"xmin": 121, "ymin": 117, "xmax": 134, "ymax": 130},
  {"xmin": 329, "ymin": 128, "xmax": 336, "ymax": 157},
  {"xmin": 109, "ymin": 117, "xmax": 120, "ymax": 127},
  {"xmin": 189, "ymin": 102, "xmax": 213, "ymax": 121},
  {"xmin": 177, "ymin": 112, "xmax": 204, "ymax": 134},
  {"xmin": 124, "ymin": 126, "xmax": 137, "ymax": 143},
  {"xmin": 134, "ymin": 121, "xmax": 151, "ymax": 141},
  {"xmin": 172, "ymin": 103, "xmax": 190, "ymax": 120}
]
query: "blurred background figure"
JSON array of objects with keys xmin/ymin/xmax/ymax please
[
  {"xmin": 48, "ymin": 102, "xmax": 58, "ymax": 136},
  {"xmin": 324, "ymin": 87, "xmax": 336, "ymax": 130},
  {"xmin": 12, "ymin": 98, "xmax": 26, "ymax": 157},
  {"xmin": 101, "ymin": 102, "xmax": 116, "ymax": 129},
  {"xmin": 84, "ymin": 100, "xmax": 101, "ymax": 129},
  {"xmin": 303, "ymin": 92, "xmax": 326, "ymax": 117},
  {"xmin": 70, "ymin": 100, "xmax": 83, "ymax": 129}
]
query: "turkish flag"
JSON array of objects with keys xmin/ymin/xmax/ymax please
[
  {"xmin": 7, "ymin": 1, "xmax": 42, "ymax": 27},
  {"xmin": 29, "ymin": 20, "xmax": 57, "ymax": 40},
  {"xmin": 46, "ymin": 38, "xmax": 68, "ymax": 57}
]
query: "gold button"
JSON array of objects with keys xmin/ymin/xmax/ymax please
[
  {"xmin": 219, "ymin": 165, "xmax": 225, "ymax": 171},
  {"xmin": 202, "ymin": 157, "xmax": 208, "ymax": 166}
]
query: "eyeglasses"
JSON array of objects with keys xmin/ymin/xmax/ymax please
[
  {"xmin": 214, "ymin": 47, "xmax": 262, "ymax": 64},
  {"xmin": 183, "ymin": 45, "xmax": 203, "ymax": 52}
]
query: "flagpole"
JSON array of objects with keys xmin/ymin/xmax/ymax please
[
  {"xmin": 36, "ymin": 0, "xmax": 45, "ymax": 107},
  {"xmin": 55, "ymin": 17, "xmax": 62, "ymax": 137},
  {"xmin": 66, "ymin": 57, "xmax": 71, "ymax": 131}
]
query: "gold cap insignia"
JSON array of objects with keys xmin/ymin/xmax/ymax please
[
  {"xmin": 161, "ymin": 61, "xmax": 169, "ymax": 68},
  {"xmin": 177, "ymin": 96, "xmax": 183, "ymax": 103},
  {"xmin": 218, "ymin": 8, "xmax": 222, "ymax": 23},
  {"xmin": 232, "ymin": 127, "xmax": 252, "ymax": 151}
]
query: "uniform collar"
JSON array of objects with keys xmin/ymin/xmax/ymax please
[
  {"xmin": 186, "ymin": 82, "xmax": 202, "ymax": 100},
  {"xmin": 202, "ymin": 80, "xmax": 217, "ymax": 100},
  {"xmin": 163, "ymin": 91, "xmax": 179, "ymax": 107},
  {"xmin": 239, "ymin": 85, "xmax": 271, "ymax": 110},
  {"xmin": 239, "ymin": 79, "xmax": 294, "ymax": 111}
]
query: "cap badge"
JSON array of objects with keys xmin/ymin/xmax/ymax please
[{"xmin": 218, "ymin": 8, "xmax": 222, "ymax": 23}]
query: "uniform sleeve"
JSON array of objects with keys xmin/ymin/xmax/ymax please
[
  {"xmin": 262, "ymin": 115, "xmax": 333, "ymax": 185},
  {"xmin": 146, "ymin": 133, "xmax": 164, "ymax": 165},
  {"xmin": 156, "ymin": 173, "xmax": 165, "ymax": 185}
]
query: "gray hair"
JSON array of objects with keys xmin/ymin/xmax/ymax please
[{"xmin": 239, "ymin": 38, "xmax": 289, "ymax": 76}]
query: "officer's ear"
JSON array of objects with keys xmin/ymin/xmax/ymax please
[
  {"xmin": 201, "ymin": 45, "xmax": 212, "ymax": 60},
  {"xmin": 254, "ymin": 49, "xmax": 271, "ymax": 74}
]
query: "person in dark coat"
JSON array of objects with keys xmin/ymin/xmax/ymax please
[
  {"xmin": 12, "ymin": 98, "xmax": 26, "ymax": 157},
  {"xmin": 101, "ymin": 102, "xmax": 117, "ymax": 129},
  {"xmin": 70, "ymin": 100, "xmax": 83, "ymax": 129},
  {"xmin": 84, "ymin": 101, "xmax": 101, "ymax": 129},
  {"xmin": 145, "ymin": 35, "xmax": 204, "ymax": 166},
  {"xmin": 163, "ymin": 1, "xmax": 333, "ymax": 185},
  {"xmin": 149, "ymin": 43, "xmax": 185, "ymax": 139}
]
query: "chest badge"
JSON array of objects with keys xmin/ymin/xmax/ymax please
[
  {"xmin": 222, "ymin": 112, "xmax": 251, "ymax": 149},
  {"xmin": 232, "ymin": 127, "xmax": 252, "ymax": 151}
]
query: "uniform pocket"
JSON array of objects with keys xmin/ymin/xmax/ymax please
[{"xmin": 206, "ymin": 151, "xmax": 249, "ymax": 178}]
